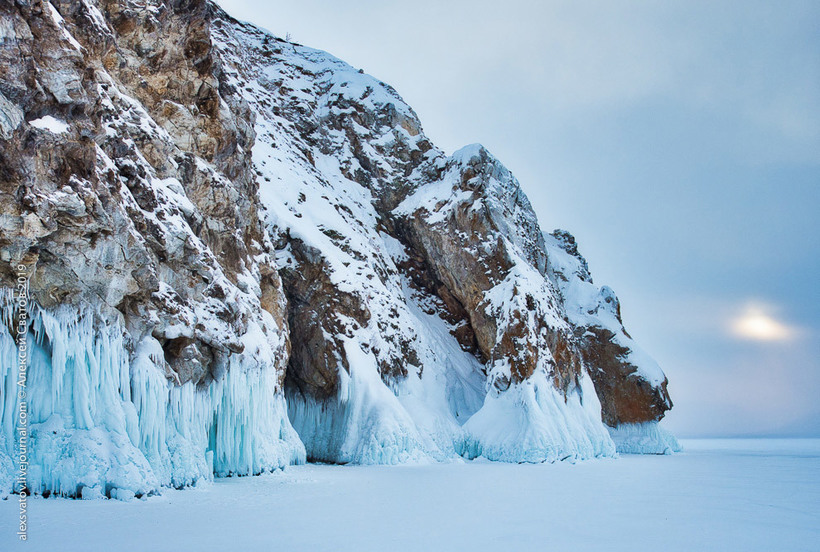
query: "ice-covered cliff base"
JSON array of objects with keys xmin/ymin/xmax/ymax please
[
  {"xmin": 0, "ymin": 297, "xmax": 305, "ymax": 499},
  {"xmin": 0, "ymin": 298, "xmax": 680, "ymax": 499},
  {"xmin": 460, "ymin": 371, "xmax": 616, "ymax": 462},
  {"xmin": 607, "ymin": 421, "xmax": 681, "ymax": 454}
]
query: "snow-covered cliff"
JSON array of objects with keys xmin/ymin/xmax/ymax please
[{"xmin": 0, "ymin": 0, "xmax": 676, "ymax": 498}]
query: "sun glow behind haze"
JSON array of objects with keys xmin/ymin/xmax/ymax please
[{"xmin": 730, "ymin": 304, "xmax": 799, "ymax": 342}]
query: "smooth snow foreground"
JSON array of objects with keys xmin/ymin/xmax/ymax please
[{"xmin": 2, "ymin": 439, "xmax": 818, "ymax": 552}]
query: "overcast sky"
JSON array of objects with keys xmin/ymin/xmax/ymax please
[{"xmin": 216, "ymin": 0, "xmax": 820, "ymax": 437}]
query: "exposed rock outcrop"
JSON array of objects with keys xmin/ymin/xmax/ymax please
[
  {"xmin": 544, "ymin": 230, "xmax": 677, "ymax": 452},
  {"xmin": 0, "ymin": 0, "xmax": 303, "ymax": 498}
]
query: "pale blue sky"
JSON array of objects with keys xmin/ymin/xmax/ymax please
[{"xmin": 217, "ymin": 0, "xmax": 820, "ymax": 437}]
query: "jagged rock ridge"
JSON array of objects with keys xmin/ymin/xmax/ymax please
[{"xmin": 0, "ymin": 0, "xmax": 676, "ymax": 498}]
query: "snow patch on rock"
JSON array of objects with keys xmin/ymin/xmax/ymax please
[{"xmin": 29, "ymin": 115, "xmax": 69, "ymax": 134}]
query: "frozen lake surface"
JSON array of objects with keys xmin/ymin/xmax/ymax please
[{"xmin": 2, "ymin": 439, "xmax": 819, "ymax": 551}]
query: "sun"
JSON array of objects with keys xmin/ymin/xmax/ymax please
[{"xmin": 730, "ymin": 305, "xmax": 797, "ymax": 341}]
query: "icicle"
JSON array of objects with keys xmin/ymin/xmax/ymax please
[
  {"xmin": 286, "ymin": 336, "xmax": 432, "ymax": 464},
  {"xmin": 607, "ymin": 421, "xmax": 681, "ymax": 455},
  {"xmin": 0, "ymin": 293, "xmax": 304, "ymax": 498}
]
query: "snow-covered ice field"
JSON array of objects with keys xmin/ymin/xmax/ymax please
[{"xmin": 2, "ymin": 439, "xmax": 818, "ymax": 551}]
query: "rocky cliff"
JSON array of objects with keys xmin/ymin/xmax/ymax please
[{"xmin": 0, "ymin": 0, "xmax": 677, "ymax": 498}]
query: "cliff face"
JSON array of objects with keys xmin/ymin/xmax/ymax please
[
  {"xmin": 0, "ymin": 0, "xmax": 675, "ymax": 498},
  {"xmin": 0, "ymin": 0, "xmax": 303, "ymax": 498}
]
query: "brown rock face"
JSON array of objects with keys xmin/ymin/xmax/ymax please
[
  {"xmin": 580, "ymin": 326, "xmax": 672, "ymax": 426},
  {"xmin": 281, "ymin": 239, "xmax": 369, "ymax": 400},
  {"xmin": 395, "ymin": 245, "xmax": 483, "ymax": 359},
  {"xmin": 394, "ymin": 146, "xmax": 583, "ymax": 394},
  {"xmin": 545, "ymin": 230, "xmax": 673, "ymax": 426},
  {"xmin": 0, "ymin": 0, "xmax": 288, "ymax": 387}
]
